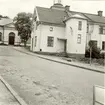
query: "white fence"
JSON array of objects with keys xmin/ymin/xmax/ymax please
[{"xmin": 93, "ymin": 85, "xmax": 105, "ymax": 105}]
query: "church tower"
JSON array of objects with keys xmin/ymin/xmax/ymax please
[
  {"xmin": 51, "ymin": 0, "xmax": 65, "ymax": 10},
  {"xmin": 54, "ymin": 0, "xmax": 62, "ymax": 4}
]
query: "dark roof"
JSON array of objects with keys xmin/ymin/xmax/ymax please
[
  {"xmin": 36, "ymin": 6, "xmax": 105, "ymax": 25},
  {"xmin": 0, "ymin": 18, "xmax": 13, "ymax": 26},
  {"xmin": 36, "ymin": 6, "xmax": 68, "ymax": 26},
  {"xmin": 83, "ymin": 13, "xmax": 105, "ymax": 23}
]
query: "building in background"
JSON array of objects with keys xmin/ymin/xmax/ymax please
[
  {"xmin": 31, "ymin": 0, "xmax": 105, "ymax": 58},
  {"xmin": 0, "ymin": 18, "xmax": 20, "ymax": 45}
]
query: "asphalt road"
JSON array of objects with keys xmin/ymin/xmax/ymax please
[{"xmin": 0, "ymin": 46, "xmax": 104, "ymax": 105}]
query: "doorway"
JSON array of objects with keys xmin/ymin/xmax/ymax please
[{"xmin": 9, "ymin": 32, "xmax": 15, "ymax": 45}]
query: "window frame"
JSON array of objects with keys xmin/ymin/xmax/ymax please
[
  {"xmin": 102, "ymin": 41, "xmax": 105, "ymax": 50},
  {"xmin": 0, "ymin": 32, "xmax": 2, "ymax": 41},
  {"xmin": 77, "ymin": 34, "xmax": 81, "ymax": 44},
  {"xmin": 87, "ymin": 23, "xmax": 89, "ymax": 33},
  {"xmin": 50, "ymin": 27, "xmax": 53, "ymax": 32},
  {"xmin": 34, "ymin": 36, "xmax": 37, "ymax": 47},
  {"xmin": 78, "ymin": 21, "xmax": 82, "ymax": 30},
  {"xmin": 47, "ymin": 36, "xmax": 54, "ymax": 47}
]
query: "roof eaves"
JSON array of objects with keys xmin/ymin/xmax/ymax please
[
  {"xmin": 36, "ymin": 6, "xmax": 40, "ymax": 21},
  {"xmin": 40, "ymin": 21, "xmax": 65, "ymax": 27},
  {"xmin": 82, "ymin": 13, "xmax": 94, "ymax": 22}
]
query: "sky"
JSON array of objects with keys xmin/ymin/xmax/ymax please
[{"xmin": 0, "ymin": 0, "xmax": 105, "ymax": 19}]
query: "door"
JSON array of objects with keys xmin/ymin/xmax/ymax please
[{"xmin": 9, "ymin": 32, "xmax": 15, "ymax": 45}]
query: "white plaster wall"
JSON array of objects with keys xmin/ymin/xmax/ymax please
[
  {"xmin": 0, "ymin": 27, "xmax": 3, "ymax": 43},
  {"xmin": 87, "ymin": 24, "xmax": 105, "ymax": 50},
  {"xmin": 39, "ymin": 24, "xmax": 65, "ymax": 53},
  {"xmin": 3, "ymin": 27, "xmax": 20, "ymax": 45},
  {"xmin": 65, "ymin": 18, "xmax": 87, "ymax": 54},
  {"xmin": 31, "ymin": 24, "xmax": 41, "ymax": 52}
]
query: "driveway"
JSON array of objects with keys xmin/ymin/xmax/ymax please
[{"xmin": 0, "ymin": 46, "xmax": 104, "ymax": 105}]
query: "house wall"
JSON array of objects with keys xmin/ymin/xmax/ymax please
[
  {"xmin": 39, "ymin": 24, "xmax": 65, "ymax": 53},
  {"xmin": 87, "ymin": 24, "xmax": 105, "ymax": 50},
  {"xmin": 65, "ymin": 18, "xmax": 87, "ymax": 55},
  {"xmin": 31, "ymin": 23, "xmax": 42, "ymax": 51},
  {"xmin": 0, "ymin": 26, "xmax": 20, "ymax": 45},
  {"xmin": 31, "ymin": 23, "xmax": 65, "ymax": 52},
  {"xmin": 0, "ymin": 27, "xmax": 3, "ymax": 44}
]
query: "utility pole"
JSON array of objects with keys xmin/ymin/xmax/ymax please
[{"xmin": 90, "ymin": 47, "xmax": 92, "ymax": 66}]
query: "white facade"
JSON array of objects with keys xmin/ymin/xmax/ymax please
[
  {"xmin": 65, "ymin": 18, "xmax": 87, "ymax": 54},
  {"xmin": 30, "ymin": 5, "xmax": 105, "ymax": 57},
  {"xmin": 87, "ymin": 23, "xmax": 105, "ymax": 50},
  {"xmin": 31, "ymin": 15, "xmax": 87, "ymax": 56},
  {"xmin": 0, "ymin": 23, "xmax": 20, "ymax": 45}
]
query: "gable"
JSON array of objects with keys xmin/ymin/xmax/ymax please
[
  {"xmin": 36, "ymin": 6, "xmax": 68, "ymax": 26},
  {"xmin": 5, "ymin": 23, "xmax": 15, "ymax": 28},
  {"xmin": 0, "ymin": 18, "xmax": 13, "ymax": 26}
]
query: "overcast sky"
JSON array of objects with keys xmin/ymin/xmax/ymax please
[{"xmin": 0, "ymin": 0, "xmax": 105, "ymax": 19}]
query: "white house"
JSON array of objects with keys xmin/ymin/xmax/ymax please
[
  {"xmin": 0, "ymin": 18, "xmax": 20, "ymax": 45},
  {"xmin": 31, "ymin": 0, "xmax": 105, "ymax": 58}
]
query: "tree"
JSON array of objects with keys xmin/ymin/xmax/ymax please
[
  {"xmin": 85, "ymin": 40, "xmax": 101, "ymax": 59},
  {"xmin": 13, "ymin": 12, "xmax": 32, "ymax": 46}
]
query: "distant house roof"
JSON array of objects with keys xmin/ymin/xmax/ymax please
[
  {"xmin": 83, "ymin": 13, "xmax": 105, "ymax": 23},
  {"xmin": 35, "ymin": 5, "xmax": 105, "ymax": 25},
  {"xmin": 0, "ymin": 18, "xmax": 13, "ymax": 26}
]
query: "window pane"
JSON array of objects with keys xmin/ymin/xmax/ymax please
[
  {"xmin": 102, "ymin": 41, "xmax": 105, "ymax": 50},
  {"xmin": 99, "ymin": 26, "xmax": 103, "ymax": 34},
  {"xmin": 0, "ymin": 32, "xmax": 2, "ymax": 41},
  {"xmin": 78, "ymin": 21, "xmax": 82, "ymax": 30},
  {"xmin": 35, "ymin": 36, "xmax": 37, "ymax": 46},
  {"xmin": 47, "ymin": 37, "xmax": 54, "ymax": 47},
  {"xmin": 77, "ymin": 34, "xmax": 81, "ymax": 44}
]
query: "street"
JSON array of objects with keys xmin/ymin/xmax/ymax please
[{"xmin": 0, "ymin": 46, "xmax": 104, "ymax": 105}]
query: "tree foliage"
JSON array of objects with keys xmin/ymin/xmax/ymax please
[
  {"xmin": 0, "ymin": 15, "xmax": 9, "ymax": 18},
  {"xmin": 85, "ymin": 40, "xmax": 103, "ymax": 59},
  {"xmin": 13, "ymin": 12, "xmax": 32, "ymax": 46}
]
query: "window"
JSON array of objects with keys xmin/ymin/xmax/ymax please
[
  {"xmin": 78, "ymin": 21, "xmax": 82, "ymax": 30},
  {"xmin": 99, "ymin": 26, "xmax": 103, "ymax": 34},
  {"xmin": 102, "ymin": 41, "xmax": 105, "ymax": 50},
  {"xmin": 87, "ymin": 24, "xmax": 89, "ymax": 33},
  {"xmin": 0, "ymin": 32, "xmax": 2, "ymax": 41},
  {"xmin": 34, "ymin": 36, "xmax": 37, "ymax": 47},
  {"xmin": 50, "ymin": 27, "xmax": 53, "ymax": 31},
  {"xmin": 77, "ymin": 34, "xmax": 81, "ymax": 44},
  {"xmin": 47, "ymin": 36, "xmax": 54, "ymax": 47},
  {"xmin": 99, "ymin": 26, "xmax": 105, "ymax": 34}
]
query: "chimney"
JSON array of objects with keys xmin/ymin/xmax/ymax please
[
  {"xmin": 65, "ymin": 5, "xmax": 70, "ymax": 11},
  {"xmin": 98, "ymin": 11, "xmax": 103, "ymax": 16}
]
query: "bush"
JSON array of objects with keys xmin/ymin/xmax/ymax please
[
  {"xmin": 85, "ymin": 47, "xmax": 101, "ymax": 59},
  {"xmin": 85, "ymin": 40, "xmax": 103, "ymax": 59}
]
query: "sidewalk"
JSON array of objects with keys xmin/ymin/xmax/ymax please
[
  {"xmin": 0, "ymin": 75, "xmax": 27, "ymax": 105},
  {"xmin": 0, "ymin": 76, "xmax": 20, "ymax": 105},
  {"xmin": 13, "ymin": 47, "xmax": 105, "ymax": 74}
]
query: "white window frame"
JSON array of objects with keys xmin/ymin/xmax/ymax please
[
  {"xmin": 47, "ymin": 36, "xmax": 54, "ymax": 47},
  {"xmin": 77, "ymin": 34, "xmax": 81, "ymax": 44},
  {"xmin": 78, "ymin": 21, "xmax": 82, "ymax": 30},
  {"xmin": 34, "ymin": 36, "xmax": 37, "ymax": 47}
]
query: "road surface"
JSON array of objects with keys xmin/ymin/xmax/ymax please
[{"xmin": 0, "ymin": 46, "xmax": 104, "ymax": 105}]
